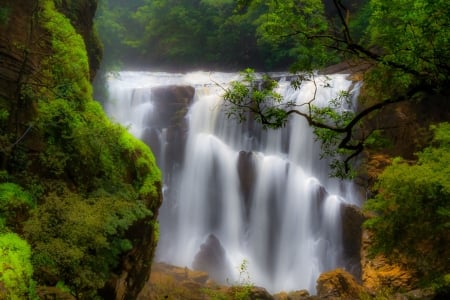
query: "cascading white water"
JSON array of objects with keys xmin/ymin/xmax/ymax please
[{"xmin": 105, "ymin": 71, "xmax": 360, "ymax": 293}]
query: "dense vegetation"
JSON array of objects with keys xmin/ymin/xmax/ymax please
[
  {"xmin": 364, "ymin": 123, "xmax": 450, "ymax": 291},
  {"xmin": 0, "ymin": 0, "xmax": 161, "ymax": 298},
  {"xmin": 95, "ymin": 0, "xmax": 300, "ymax": 70}
]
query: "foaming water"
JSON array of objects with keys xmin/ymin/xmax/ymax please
[{"xmin": 105, "ymin": 71, "xmax": 361, "ymax": 293}]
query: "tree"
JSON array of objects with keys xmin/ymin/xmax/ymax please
[
  {"xmin": 224, "ymin": 0, "xmax": 449, "ymax": 176},
  {"xmin": 364, "ymin": 122, "xmax": 450, "ymax": 291}
]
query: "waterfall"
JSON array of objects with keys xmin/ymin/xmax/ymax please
[{"xmin": 106, "ymin": 71, "xmax": 361, "ymax": 293}]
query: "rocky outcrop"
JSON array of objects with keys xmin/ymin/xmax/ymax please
[
  {"xmin": 0, "ymin": 0, "xmax": 43, "ymax": 102},
  {"xmin": 360, "ymin": 230, "xmax": 417, "ymax": 293},
  {"xmin": 192, "ymin": 234, "xmax": 234, "ymax": 284},
  {"xmin": 141, "ymin": 85, "xmax": 195, "ymax": 168},
  {"xmin": 316, "ymin": 269, "xmax": 370, "ymax": 300}
]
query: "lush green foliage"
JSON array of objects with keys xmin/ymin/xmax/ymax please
[
  {"xmin": 364, "ymin": 122, "xmax": 450, "ymax": 290},
  {"xmin": 251, "ymin": 0, "xmax": 336, "ymax": 71},
  {"xmin": 0, "ymin": 182, "xmax": 34, "ymax": 230},
  {"xmin": 39, "ymin": 0, "xmax": 92, "ymax": 103},
  {"xmin": 223, "ymin": 0, "xmax": 449, "ymax": 176},
  {"xmin": 24, "ymin": 189, "xmax": 151, "ymax": 298},
  {"xmin": 0, "ymin": 232, "xmax": 36, "ymax": 300},
  {"xmin": 368, "ymin": 0, "xmax": 449, "ymax": 84}
]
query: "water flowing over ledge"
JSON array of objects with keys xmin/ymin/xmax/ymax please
[{"xmin": 106, "ymin": 71, "xmax": 361, "ymax": 294}]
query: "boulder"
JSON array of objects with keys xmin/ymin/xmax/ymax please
[
  {"xmin": 226, "ymin": 286, "xmax": 274, "ymax": 300},
  {"xmin": 316, "ymin": 268, "xmax": 369, "ymax": 300},
  {"xmin": 273, "ymin": 289, "xmax": 312, "ymax": 300},
  {"xmin": 147, "ymin": 85, "xmax": 194, "ymax": 128}
]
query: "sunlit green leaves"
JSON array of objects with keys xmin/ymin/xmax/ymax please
[
  {"xmin": 40, "ymin": 0, "xmax": 92, "ymax": 103},
  {"xmin": 0, "ymin": 232, "xmax": 36, "ymax": 299},
  {"xmin": 251, "ymin": 0, "xmax": 337, "ymax": 71},
  {"xmin": 223, "ymin": 69, "xmax": 287, "ymax": 128}
]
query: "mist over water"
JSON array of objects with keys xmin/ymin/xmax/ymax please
[{"xmin": 106, "ymin": 71, "xmax": 361, "ymax": 293}]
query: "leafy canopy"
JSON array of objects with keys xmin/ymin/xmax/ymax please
[{"xmin": 223, "ymin": 0, "xmax": 449, "ymax": 176}]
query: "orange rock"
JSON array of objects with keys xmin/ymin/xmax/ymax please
[{"xmin": 316, "ymin": 268, "xmax": 369, "ymax": 300}]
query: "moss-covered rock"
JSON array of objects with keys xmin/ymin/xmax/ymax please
[{"xmin": 0, "ymin": 0, "xmax": 162, "ymax": 298}]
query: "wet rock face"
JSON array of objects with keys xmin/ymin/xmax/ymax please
[
  {"xmin": 0, "ymin": 0, "xmax": 44, "ymax": 101},
  {"xmin": 147, "ymin": 85, "xmax": 194, "ymax": 127},
  {"xmin": 192, "ymin": 234, "xmax": 234, "ymax": 284},
  {"xmin": 237, "ymin": 151, "xmax": 257, "ymax": 219},
  {"xmin": 141, "ymin": 85, "xmax": 195, "ymax": 168},
  {"xmin": 340, "ymin": 204, "xmax": 365, "ymax": 280}
]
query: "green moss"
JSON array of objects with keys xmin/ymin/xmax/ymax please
[
  {"xmin": 39, "ymin": 0, "xmax": 92, "ymax": 104},
  {"xmin": 119, "ymin": 131, "xmax": 161, "ymax": 199}
]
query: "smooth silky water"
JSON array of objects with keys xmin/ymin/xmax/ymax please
[{"xmin": 105, "ymin": 71, "xmax": 361, "ymax": 293}]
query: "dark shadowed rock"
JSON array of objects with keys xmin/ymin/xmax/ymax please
[
  {"xmin": 192, "ymin": 234, "xmax": 233, "ymax": 284},
  {"xmin": 147, "ymin": 85, "xmax": 194, "ymax": 128},
  {"xmin": 142, "ymin": 85, "xmax": 195, "ymax": 168},
  {"xmin": 237, "ymin": 151, "xmax": 257, "ymax": 218},
  {"xmin": 340, "ymin": 203, "xmax": 365, "ymax": 281}
]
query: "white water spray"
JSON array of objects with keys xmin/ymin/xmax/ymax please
[{"xmin": 106, "ymin": 71, "xmax": 360, "ymax": 293}]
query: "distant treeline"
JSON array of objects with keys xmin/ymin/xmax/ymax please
[{"xmin": 95, "ymin": 0, "xmax": 367, "ymax": 71}]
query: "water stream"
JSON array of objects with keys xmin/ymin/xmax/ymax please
[{"xmin": 105, "ymin": 71, "xmax": 360, "ymax": 293}]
